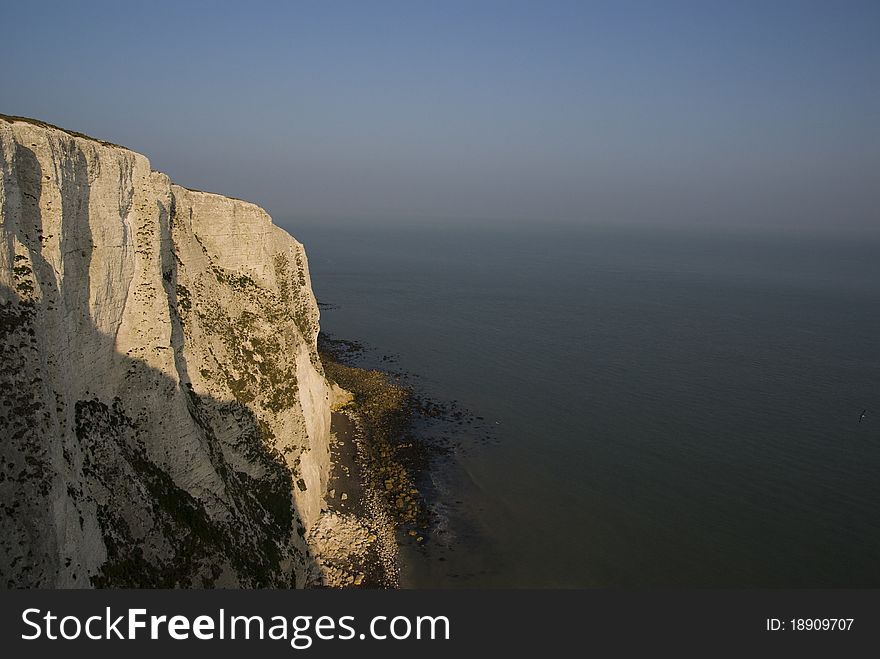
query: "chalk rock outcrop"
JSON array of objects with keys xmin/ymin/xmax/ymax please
[{"xmin": 0, "ymin": 116, "xmax": 331, "ymax": 587}]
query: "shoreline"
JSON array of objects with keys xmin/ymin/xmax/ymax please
[
  {"xmin": 307, "ymin": 409, "xmax": 400, "ymax": 587},
  {"xmin": 307, "ymin": 331, "xmax": 494, "ymax": 588},
  {"xmin": 307, "ymin": 334, "xmax": 433, "ymax": 588}
]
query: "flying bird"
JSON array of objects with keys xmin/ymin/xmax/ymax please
[{"xmin": 859, "ymin": 409, "xmax": 867, "ymax": 423}]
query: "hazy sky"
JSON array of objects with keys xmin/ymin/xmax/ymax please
[{"xmin": 2, "ymin": 0, "xmax": 878, "ymax": 229}]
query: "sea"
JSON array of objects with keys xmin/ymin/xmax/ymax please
[{"xmin": 286, "ymin": 220, "xmax": 880, "ymax": 587}]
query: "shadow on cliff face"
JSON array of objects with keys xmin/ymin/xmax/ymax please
[{"xmin": 1, "ymin": 143, "xmax": 313, "ymax": 588}]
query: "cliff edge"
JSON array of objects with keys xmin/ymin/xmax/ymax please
[{"xmin": 0, "ymin": 116, "xmax": 332, "ymax": 587}]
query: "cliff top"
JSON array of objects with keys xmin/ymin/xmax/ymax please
[
  {"xmin": 1, "ymin": 113, "xmax": 254, "ymax": 207},
  {"xmin": 0, "ymin": 113, "xmax": 129, "ymax": 150}
]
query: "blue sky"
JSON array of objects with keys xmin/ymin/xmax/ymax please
[{"xmin": 2, "ymin": 0, "xmax": 878, "ymax": 228}]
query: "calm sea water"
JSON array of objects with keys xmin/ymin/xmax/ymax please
[{"xmin": 287, "ymin": 221, "xmax": 880, "ymax": 587}]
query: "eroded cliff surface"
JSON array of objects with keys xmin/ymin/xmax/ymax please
[{"xmin": 0, "ymin": 116, "xmax": 331, "ymax": 587}]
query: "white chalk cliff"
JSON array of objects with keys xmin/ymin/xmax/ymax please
[{"xmin": 0, "ymin": 116, "xmax": 332, "ymax": 587}]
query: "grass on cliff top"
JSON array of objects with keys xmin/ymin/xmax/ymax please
[
  {"xmin": 0, "ymin": 113, "xmax": 128, "ymax": 149},
  {"xmin": 179, "ymin": 185, "xmax": 250, "ymax": 204},
  {"xmin": 1, "ymin": 113, "xmax": 260, "ymax": 205}
]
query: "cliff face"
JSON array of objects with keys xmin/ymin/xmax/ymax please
[{"xmin": 0, "ymin": 116, "xmax": 331, "ymax": 587}]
